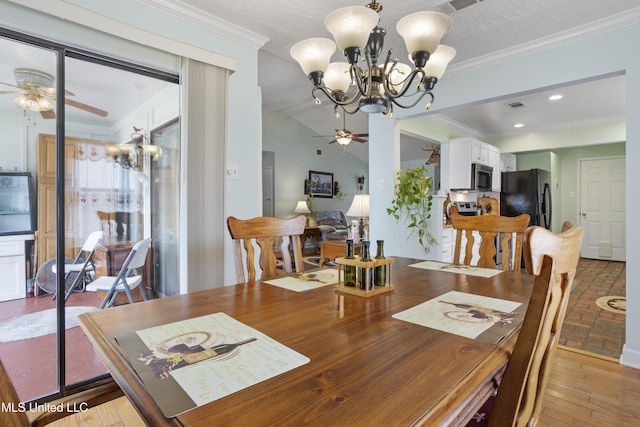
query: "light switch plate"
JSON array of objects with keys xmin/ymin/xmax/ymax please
[{"xmin": 227, "ymin": 164, "xmax": 240, "ymax": 179}]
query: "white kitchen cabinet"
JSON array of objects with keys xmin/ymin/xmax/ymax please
[
  {"xmin": 489, "ymin": 146, "xmax": 501, "ymax": 191},
  {"xmin": 425, "ymin": 196, "xmax": 453, "ymax": 262},
  {"xmin": 0, "ymin": 234, "xmax": 33, "ymax": 302},
  {"xmin": 501, "ymin": 153, "xmax": 517, "ymax": 172},
  {"xmin": 448, "ymin": 137, "xmax": 500, "ymax": 190}
]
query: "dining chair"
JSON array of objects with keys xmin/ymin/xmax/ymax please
[
  {"xmin": 227, "ymin": 215, "xmax": 306, "ymax": 283},
  {"xmin": 85, "ymin": 238, "xmax": 151, "ymax": 309},
  {"xmin": 467, "ymin": 222, "xmax": 584, "ymax": 427},
  {"xmin": 449, "ymin": 206, "xmax": 530, "ymax": 271},
  {"xmin": 0, "ymin": 359, "xmax": 123, "ymax": 427},
  {"xmin": 51, "ymin": 230, "xmax": 104, "ymax": 302}
]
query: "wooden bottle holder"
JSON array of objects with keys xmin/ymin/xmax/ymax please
[{"xmin": 334, "ymin": 256, "xmax": 395, "ymax": 297}]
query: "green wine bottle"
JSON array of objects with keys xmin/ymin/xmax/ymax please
[
  {"xmin": 344, "ymin": 239, "xmax": 357, "ymax": 287},
  {"xmin": 359, "ymin": 240, "xmax": 372, "ymax": 290},
  {"xmin": 374, "ymin": 240, "xmax": 386, "ymax": 286}
]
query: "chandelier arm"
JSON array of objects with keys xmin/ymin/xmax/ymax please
[
  {"xmin": 383, "ymin": 68, "xmax": 426, "ymax": 100},
  {"xmin": 389, "ymin": 91, "xmax": 434, "ymax": 110},
  {"xmin": 311, "ymin": 86, "xmax": 361, "ymax": 107}
]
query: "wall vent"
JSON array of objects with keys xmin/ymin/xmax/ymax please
[
  {"xmin": 435, "ymin": 0, "xmax": 484, "ymax": 15},
  {"xmin": 507, "ymin": 102, "xmax": 525, "ymax": 108}
]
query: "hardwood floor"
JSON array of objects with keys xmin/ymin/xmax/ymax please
[{"xmin": 47, "ymin": 347, "xmax": 640, "ymax": 426}]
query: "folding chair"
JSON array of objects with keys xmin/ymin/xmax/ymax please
[
  {"xmin": 85, "ymin": 238, "xmax": 151, "ymax": 309},
  {"xmin": 51, "ymin": 230, "xmax": 104, "ymax": 302}
]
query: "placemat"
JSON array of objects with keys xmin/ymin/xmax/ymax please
[
  {"xmin": 409, "ymin": 260, "xmax": 503, "ymax": 278},
  {"xmin": 116, "ymin": 312, "xmax": 310, "ymax": 417},
  {"xmin": 263, "ymin": 268, "xmax": 340, "ymax": 291},
  {"xmin": 392, "ymin": 291, "xmax": 525, "ymax": 344}
]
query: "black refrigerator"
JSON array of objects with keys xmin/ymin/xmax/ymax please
[{"xmin": 500, "ymin": 169, "xmax": 552, "ymax": 229}]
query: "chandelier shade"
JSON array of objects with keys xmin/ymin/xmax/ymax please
[
  {"xmin": 396, "ymin": 12, "xmax": 453, "ymax": 66},
  {"xmin": 290, "ymin": 38, "xmax": 336, "ymax": 76},
  {"xmin": 324, "ymin": 6, "xmax": 379, "ymax": 52},
  {"xmin": 323, "ymin": 62, "xmax": 352, "ymax": 93},
  {"xmin": 290, "ymin": 1, "xmax": 456, "ymax": 116}
]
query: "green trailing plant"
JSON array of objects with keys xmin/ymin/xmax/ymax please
[{"xmin": 387, "ymin": 165, "xmax": 436, "ymax": 254}]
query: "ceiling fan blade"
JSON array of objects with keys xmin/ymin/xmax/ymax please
[
  {"xmin": 328, "ymin": 139, "xmax": 337, "ymax": 144},
  {"xmin": 40, "ymin": 109, "xmax": 56, "ymax": 119},
  {"xmin": 0, "ymin": 90, "xmax": 20, "ymax": 95},
  {"xmin": 353, "ymin": 137, "xmax": 368, "ymax": 143},
  {"xmin": 0, "ymin": 81, "xmax": 21, "ymax": 90},
  {"xmin": 64, "ymin": 98, "xmax": 108, "ymax": 117}
]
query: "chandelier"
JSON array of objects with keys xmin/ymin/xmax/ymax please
[
  {"xmin": 107, "ymin": 127, "xmax": 163, "ymax": 170},
  {"xmin": 290, "ymin": 1, "xmax": 455, "ymax": 117}
]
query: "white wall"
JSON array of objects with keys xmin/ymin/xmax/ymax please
[{"xmin": 371, "ymin": 23, "xmax": 640, "ymax": 367}]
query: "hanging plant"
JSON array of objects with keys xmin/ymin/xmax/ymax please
[{"xmin": 387, "ymin": 165, "xmax": 436, "ymax": 254}]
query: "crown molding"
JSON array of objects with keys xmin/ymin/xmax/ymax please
[
  {"xmin": 9, "ymin": 0, "xmax": 237, "ymax": 71},
  {"xmin": 448, "ymin": 7, "xmax": 640, "ymax": 76},
  {"xmin": 135, "ymin": 0, "xmax": 268, "ymax": 50}
]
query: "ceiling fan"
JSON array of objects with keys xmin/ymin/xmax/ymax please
[
  {"xmin": 315, "ymin": 113, "xmax": 368, "ymax": 146},
  {"xmin": 423, "ymin": 144, "xmax": 441, "ymax": 167},
  {"xmin": 0, "ymin": 68, "xmax": 108, "ymax": 119}
]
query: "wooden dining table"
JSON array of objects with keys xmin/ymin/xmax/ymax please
[{"xmin": 77, "ymin": 257, "xmax": 534, "ymax": 426}]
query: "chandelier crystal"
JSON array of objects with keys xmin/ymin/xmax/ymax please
[{"xmin": 290, "ymin": 1, "xmax": 455, "ymax": 117}]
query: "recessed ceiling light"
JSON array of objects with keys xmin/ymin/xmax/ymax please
[
  {"xmin": 514, "ymin": 123, "xmax": 524, "ymax": 128},
  {"xmin": 549, "ymin": 94, "xmax": 563, "ymax": 101}
]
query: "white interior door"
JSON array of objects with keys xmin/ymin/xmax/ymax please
[
  {"xmin": 579, "ymin": 157, "xmax": 626, "ymax": 261},
  {"xmin": 262, "ymin": 166, "xmax": 274, "ymax": 217}
]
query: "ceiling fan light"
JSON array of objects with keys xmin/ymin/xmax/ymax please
[
  {"xmin": 396, "ymin": 11, "xmax": 452, "ymax": 59},
  {"xmin": 325, "ymin": 6, "xmax": 379, "ymax": 52},
  {"xmin": 336, "ymin": 135, "xmax": 353, "ymax": 145},
  {"xmin": 13, "ymin": 93, "xmax": 53, "ymax": 112},
  {"xmin": 424, "ymin": 45, "xmax": 456, "ymax": 79},
  {"xmin": 290, "ymin": 38, "xmax": 336, "ymax": 76}
]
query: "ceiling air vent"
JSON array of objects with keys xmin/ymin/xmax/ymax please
[
  {"xmin": 435, "ymin": 0, "xmax": 484, "ymax": 15},
  {"xmin": 507, "ymin": 102, "xmax": 525, "ymax": 109}
]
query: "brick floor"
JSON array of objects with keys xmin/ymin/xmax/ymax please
[{"xmin": 559, "ymin": 258, "xmax": 626, "ymax": 359}]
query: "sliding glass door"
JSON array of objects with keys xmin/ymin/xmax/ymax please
[{"xmin": 0, "ymin": 29, "xmax": 180, "ymax": 402}]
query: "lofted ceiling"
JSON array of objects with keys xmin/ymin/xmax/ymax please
[{"xmin": 1, "ymin": 0, "xmax": 637, "ymax": 161}]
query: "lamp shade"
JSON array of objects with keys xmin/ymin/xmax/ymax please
[
  {"xmin": 346, "ymin": 194, "xmax": 370, "ymax": 217},
  {"xmin": 294, "ymin": 200, "xmax": 311, "ymax": 214},
  {"xmin": 323, "ymin": 62, "xmax": 352, "ymax": 93},
  {"xmin": 290, "ymin": 38, "xmax": 336, "ymax": 75},
  {"xmin": 424, "ymin": 45, "xmax": 456, "ymax": 79},
  {"xmin": 324, "ymin": 6, "xmax": 379, "ymax": 52},
  {"xmin": 396, "ymin": 11, "xmax": 452, "ymax": 57}
]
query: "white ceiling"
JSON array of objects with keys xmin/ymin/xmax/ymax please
[{"xmin": 1, "ymin": 0, "xmax": 637, "ymax": 160}]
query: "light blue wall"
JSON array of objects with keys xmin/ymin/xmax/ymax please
[
  {"xmin": 370, "ymin": 23, "xmax": 640, "ymax": 367},
  {"xmin": 262, "ymin": 112, "xmax": 368, "ymax": 218}
]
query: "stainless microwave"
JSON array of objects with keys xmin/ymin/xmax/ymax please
[{"xmin": 471, "ymin": 163, "xmax": 493, "ymax": 191}]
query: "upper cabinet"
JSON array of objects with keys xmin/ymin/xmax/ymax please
[
  {"xmin": 501, "ymin": 153, "xmax": 517, "ymax": 172},
  {"xmin": 448, "ymin": 137, "xmax": 501, "ymax": 191}
]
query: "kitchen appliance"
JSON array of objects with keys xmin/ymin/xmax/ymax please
[
  {"xmin": 0, "ymin": 172, "xmax": 35, "ymax": 235},
  {"xmin": 455, "ymin": 201, "xmax": 481, "ymax": 216},
  {"xmin": 500, "ymin": 168, "xmax": 552, "ymax": 229},
  {"xmin": 471, "ymin": 163, "xmax": 493, "ymax": 192}
]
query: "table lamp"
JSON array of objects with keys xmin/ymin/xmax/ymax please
[
  {"xmin": 294, "ymin": 200, "xmax": 311, "ymax": 226},
  {"xmin": 346, "ymin": 194, "xmax": 370, "ymax": 240}
]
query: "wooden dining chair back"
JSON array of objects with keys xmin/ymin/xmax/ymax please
[
  {"xmin": 0, "ymin": 359, "xmax": 123, "ymax": 427},
  {"xmin": 449, "ymin": 206, "xmax": 530, "ymax": 271},
  {"xmin": 488, "ymin": 223, "xmax": 584, "ymax": 427},
  {"xmin": 227, "ymin": 215, "xmax": 306, "ymax": 283}
]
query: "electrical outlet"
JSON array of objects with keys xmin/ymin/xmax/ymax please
[{"xmin": 226, "ymin": 165, "xmax": 240, "ymax": 179}]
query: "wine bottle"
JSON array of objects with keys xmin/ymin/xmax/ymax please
[
  {"xmin": 374, "ymin": 240, "xmax": 386, "ymax": 286},
  {"xmin": 359, "ymin": 240, "xmax": 372, "ymax": 290},
  {"xmin": 147, "ymin": 337, "xmax": 257, "ymax": 379},
  {"xmin": 344, "ymin": 239, "xmax": 357, "ymax": 287}
]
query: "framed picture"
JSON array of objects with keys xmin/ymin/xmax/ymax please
[{"xmin": 308, "ymin": 170, "xmax": 334, "ymax": 198}]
